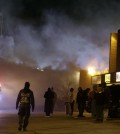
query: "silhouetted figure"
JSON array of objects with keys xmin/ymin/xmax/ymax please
[
  {"xmin": 94, "ymin": 84, "xmax": 106, "ymax": 122},
  {"xmin": 51, "ymin": 87, "xmax": 57, "ymax": 115},
  {"xmin": 69, "ymin": 88, "xmax": 75, "ymax": 116},
  {"xmin": 76, "ymin": 87, "xmax": 83, "ymax": 117},
  {"xmin": 65, "ymin": 94, "xmax": 70, "ymax": 116},
  {"xmin": 101, "ymin": 82, "xmax": 111, "ymax": 119},
  {"xmin": 88, "ymin": 84, "xmax": 97, "ymax": 119},
  {"xmin": 16, "ymin": 82, "xmax": 35, "ymax": 131},
  {"xmin": 76, "ymin": 87, "xmax": 90, "ymax": 117},
  {"xmin": 44, "ymin": 88, "xmax": 54, "ymax": 117},
  {"xmin": 84, "ymin": 88, "xmax": 91, "ymax": 112}
]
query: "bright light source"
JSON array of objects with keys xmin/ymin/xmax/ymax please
[{"xmin": 88, "ymin": 67, "xmax": 96, "ymax": 76}]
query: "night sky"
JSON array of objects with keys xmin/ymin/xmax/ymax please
[
  {"xmin": 0, "ymin": 0, "xmax": 120, "ymax": 110},
  {"xmin": 1, "ymin": 0, "xmax": 120, "ymax": 70}
]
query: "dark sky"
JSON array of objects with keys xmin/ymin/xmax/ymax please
[
  {"xmin": 0, "ymin": 0, "xmax": 120, "ymax": 71},
  {"xmin": 2, "ymin": 0, "xmax": 120, "ymax": 21},
  {"xmin": 1, "ymin": 0, "xmax": 120, "ymax": 25}
]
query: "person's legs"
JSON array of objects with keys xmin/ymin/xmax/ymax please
[
  {"xmin": 96, "ymin": 105, "xmax": 104, "ymax": 122},
  {"xmin": 18, "ymin": 106, "xmax": 25, "ymax": 131},
  {"xmin": 23, "ymin": 106, "xmax": 30, "ymax": 131},
  {"xmin": 18, "ymin": 115, "xmax": 24, "ymax": 131},
  {"xmin": 91, "ymin": 100, "xmax": 97, "ymax": 119},
  {"xmin": 79, "ymin": 104, "xmax": 85, "ymax": 117},
  {"xmin": 23, "ymin": 115, "xmax": 30, "ymax": 131},
  {"xmin": 77, "ymin": 104, "xmax": 81, "ymax": 116},
  {"xmin": 99, "ymin": 105, "xmax": 104, "ymax": 122},
  {"xmin": 70, "ymin": 101, "xmax": 74, "ymax": 115},
  {"xmin": 96, "ymin": 105, "xmax": 100, "ymax": 121},
  {"xmin": 65, "ymin": 102, "xmax": 70, "ymax": 115}
]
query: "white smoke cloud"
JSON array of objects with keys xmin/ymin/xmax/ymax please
[
  {"xmin": 1, "ymin": 1, "xmax": 120, "ymax": 72},
  {"xmin": 0, "ymin": 12, "xmax": 110, "ymax": 72}
]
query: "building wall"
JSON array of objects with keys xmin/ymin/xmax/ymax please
[
  {"xmin": 116, "ymin": 30, "xmax": 120, "ymax": 72},
  {"xmin": 79, "ymin": 69, "xmax": 92, "ymax": 90},
  {"xmin": 109, "ymin": 30, "xmax": 120, "ymax": 73},
  {"xmin": 109, "ymin": 32, "xmax": 117, "ymax": 73},
  {"xmin": 79, "ymin": 30, "xmax": 120, "ymax": 89}
]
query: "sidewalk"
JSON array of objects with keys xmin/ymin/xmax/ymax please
[{"xmin": 0, "ymin": 112, "xmax": 120, "ymax": 134}]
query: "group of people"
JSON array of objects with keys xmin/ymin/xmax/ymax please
[
  {"xmin": 89, "ymin": 82, "xmax": 111, "ymax": 122},
  {"xmin": 65, "ymin": 87, "xmax": 90, "ymax": 117},
  {"xmin": 16, "ymin": 82, "xmax": 57, "ymax": 131},
  {"xmin": 16, "ymin": 81, "xmax": 110, "ymax": 131},
  {"xmin": 65, "ymin": 82, "xmax": 111, "ymax": 123}
]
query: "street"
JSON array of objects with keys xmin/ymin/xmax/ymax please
[{"xmin": 0, "ymin": 111, "xmax": 120, "ymax": 134}]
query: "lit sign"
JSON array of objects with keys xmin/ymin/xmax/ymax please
[
  {"xmin": 105, "ymin": 74, "xmax": 111, "ymax": 83},
  {"xmin": 116, "ymin": 72, "xmax": 120, "ymax": 82}
]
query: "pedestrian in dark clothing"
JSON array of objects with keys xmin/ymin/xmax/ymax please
[
  {"xmin": 84, "ymin": 88, "xmax": 91, "ymax": 113},
  {"xmin": 51, "ymin": 87, "xmax": 57, "ymax": 115},
  {"xmin": 94, "ymin": 84, "xmax": 106, "ymax": 122},
  {"xmin": 84, "ymin": 88, "xmax": 90, "ymax": 102},
  {"xmin": 101, "ymin": 82, "xmax": 111, "ymax": 105},
  {"xmin": 76, "ymin": 87, "xmax": 84, "ymax": 117},
  {"xmin": 16, "ymin": 82, "xmax": 35, "ymax": 131},
  {"xmin": 89, "ymin": 84, "xmax": 97, "ymax": 119},
  {"xmin": 44, "ymin": 88, "xmax": 54, "ymax": 117},
  {"xmin": 101, "ymin": 82, "xmax": 111, "ymax": 119},
  {"xmin": 76, "ymin": 87, "xmax": 90, "ymax": 117}
]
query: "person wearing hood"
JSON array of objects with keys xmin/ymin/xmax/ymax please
[
  {"xmin": 16, "ymin": 82, "xmax": 35, "ymax": 131},
  {"xmin": 44, "ymin": 87, "xmax": 54, "ymax": 117}
]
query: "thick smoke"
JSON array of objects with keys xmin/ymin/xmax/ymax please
[
  {"xmin": 0, "ymin": 0, "xmax": 120, "ymax": 111},
  {"xmin": 0, "ymin": 11, "xmax": 111, "ymax": 71},
  {"xmin": 1, "ymin": 0, "xmax": 120, "ymax": 71}
]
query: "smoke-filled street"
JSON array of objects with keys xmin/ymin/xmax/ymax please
[
  {"xmin": 0, "ymin": 0, "xmax": 120, "ymax": 112},
  {"xmin": 0, "ymin": 111, "xmax": 120, "ymax": 134}
]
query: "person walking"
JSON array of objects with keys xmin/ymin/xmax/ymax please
[{"xmin": 16, "ymin": 82, "xmax": 35, "ymax": 131}]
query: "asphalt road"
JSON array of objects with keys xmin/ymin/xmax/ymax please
[{"xmin": 0, "ymin": 111, "xmax": 120, "ymax": 134}]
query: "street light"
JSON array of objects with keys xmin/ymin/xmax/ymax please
[{"xmin": 88, "ymin": 67, "xmax": 96, "ymax": 76}]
